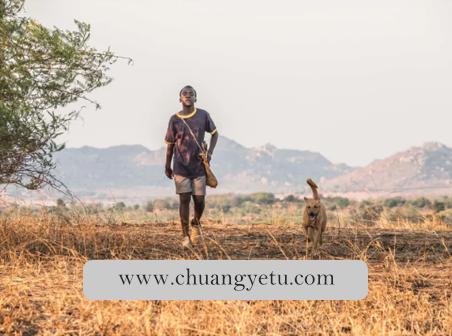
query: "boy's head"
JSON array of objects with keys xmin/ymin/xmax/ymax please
[{"xmin": 179, "ymin": 85, "xmax": 197, "ymax": 107}]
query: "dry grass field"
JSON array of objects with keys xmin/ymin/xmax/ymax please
[{"xmin": 0, "ymin": 209, "xmax": 450, "ymax": 335}]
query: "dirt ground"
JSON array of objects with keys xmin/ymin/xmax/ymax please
[{"xmin": 90, "ymin": 222, "xmax": 451, "ymax": 261}]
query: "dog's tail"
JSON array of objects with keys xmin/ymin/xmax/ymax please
[{"xmin": 307, "ymin": 178, "xmax": 319, "ymax": 200}]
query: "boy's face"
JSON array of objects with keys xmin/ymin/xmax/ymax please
[{"xmin": 179, "ymin": 87, "xmax": 197, "ymax": 107}]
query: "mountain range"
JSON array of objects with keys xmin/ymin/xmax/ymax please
[
  {"xmin": 6, "ymin": 136, "xmax": 452, "ymax": 202},
  {"xmin": 50, "ymin": 136, "xmax": 352, "ymax": 199}
]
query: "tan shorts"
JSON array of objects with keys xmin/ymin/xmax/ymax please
[{"xmin": 174, "ymin": 175, "xmax": 206, "ymax": 195}]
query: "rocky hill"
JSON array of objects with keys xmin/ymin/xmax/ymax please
[{"xmin": 323, "ymin": 142, "xmax": 452, "ymax": 193}]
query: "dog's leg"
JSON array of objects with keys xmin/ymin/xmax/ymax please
[
  {"xmin": 312, "ymin": 228, "xmax": 321, "ymax": 252},
  {"xmin": 319, "ymin": 219, "xmax": 326, "ymax": 247},
  {"xmin": 301, "ymin": 226, "xmax": 308, "ymax": 254},
  {"xmin": 306, "ymin": 228, "xmax": 311, "ymax": 248}
]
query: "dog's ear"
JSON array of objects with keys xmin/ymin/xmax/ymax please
[{"xmin": 304, "ymin": 197, "xmax": 309, "ymax": 202}]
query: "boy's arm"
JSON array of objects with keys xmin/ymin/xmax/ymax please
[
  {"xmin": 165, "ymin": 144, "xmax": 174, "ymax": 179},
  {"xmin": 207, "ymin": 132, "xmax": 219, "ymax": 162}
]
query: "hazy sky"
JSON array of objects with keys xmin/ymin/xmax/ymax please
[{"xmin": 24, "ymin": 0, "xmax": 452, "ymax": 166}]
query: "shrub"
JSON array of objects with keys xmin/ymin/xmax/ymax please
[
  {"xmin": 433, "ymin": 201, "xmax": 446, "ymax": 213},
  {"xmin": 410, "ymin": 197, "xmax": 432, "ymax": 209},
  {"xmin": 438, "ymin": 209, "xmax": 452, "ymax": 225},
  {"xmin": 113, "ymin": 202, "xmax": 126, "ymax": 211},
  {"xmin": 152, "ymin": 199, "xmax": 177, "ymax": 211},
  {"xmin": 145, "ymin": 201, "xmax": 154, "ymax": 212},
  {"xmin": 384, "ymin": 197, "xmax": 406, "ymax": 208},
  {"xmin": 250, "ymin": 192, "xmax": 275, "ymax": 205},
  {"xmin": 326, "ymin": 197, "xmax": 350, "ymax": 209},
  {"xmin": 387, "ymin": 207, "xmax": 423, "ymax": 223},
  {"xmin": 284, "ymin": 195, "xmax": 297, "ymax": 203},
  {"xmin": 357, "ymin": 205, "xmax": 384, "ymax": 222}
]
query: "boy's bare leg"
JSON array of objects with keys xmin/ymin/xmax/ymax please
[
  {"xmin": 192, "ymin": 195, "xmax": 205, "ymax": 226},
  {"xmin": 191, "ymin": 195, "xmax": 205, "ymax": 244},
  {"xmin": 179, "ymin": 192, "xmax": 191, "ymax": 238}
]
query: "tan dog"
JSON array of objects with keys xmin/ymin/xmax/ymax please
[{"xmin": 302, "ymin": 178, "xmax": 327, "ymax": 253}]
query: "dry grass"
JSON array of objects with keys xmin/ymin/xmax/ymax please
[{"xmin": 0, "ymin": 210, "xmax": 451, "ymax": 335}]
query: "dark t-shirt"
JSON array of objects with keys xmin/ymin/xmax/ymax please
[{"xmin": 165, "ymin": 108, "xmax": 217, "ymax": 178}]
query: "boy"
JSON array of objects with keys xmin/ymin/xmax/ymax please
[{"xmin": 164, "ymin": 85, "xmax": 219, "ymax": 248}]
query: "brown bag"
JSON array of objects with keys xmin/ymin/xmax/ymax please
[
  {"xmin": 200, "ymin": 143, "xmax": 218, "ymax": 188},
  {"xmin": 179, "ymin": 116, "xmax": 218, "ymax": 188},
  {"xmin": 204, "ymin": 163, "xmax": 218, "ymax": 188}
]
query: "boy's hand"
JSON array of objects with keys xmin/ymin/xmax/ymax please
[
  {"xmin": 199, "ymin": 151, "xmax": 212, "ymax": 164},
  {"xmin": 165, "ymin": 165, "xmax": 173, "ymax": 179}
]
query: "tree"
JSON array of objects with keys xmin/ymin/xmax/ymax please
[{"xmin": 0, "ymin": 0, "xmax": 127, "ymax": 192}]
